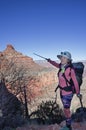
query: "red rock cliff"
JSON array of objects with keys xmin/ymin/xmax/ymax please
[{"xmin": 0, "ymin": 44, "xmax": 58, "ymax": 113}]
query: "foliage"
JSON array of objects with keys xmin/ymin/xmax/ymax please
[{"xmin": 32, "ymin": 100, "xmax": 64, "ymax": 124}]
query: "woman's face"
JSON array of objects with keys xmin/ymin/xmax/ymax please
[{"xmin": 60, "ymin": 56, "xmax": 68, "ymax": 65}]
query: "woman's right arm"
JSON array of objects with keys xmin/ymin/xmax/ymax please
[{"xmin": 47, "ymin": 59, "xmax": 60, "ymax": 68}]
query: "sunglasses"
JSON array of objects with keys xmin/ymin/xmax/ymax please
[{"xmin": 61, "ymin": 52, "xmax": 67, "ymax": 55}]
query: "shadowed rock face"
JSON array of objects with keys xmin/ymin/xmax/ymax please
[{"xmin": 0, "ymin": 81, "xmax": 24, "ymax": 129}]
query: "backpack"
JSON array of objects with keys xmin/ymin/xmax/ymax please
[
  {"xmin": 72, "ymin": 62, "xmax": 84, "ymax": 86},
  {"xmin": 58, "ymin": 62, "xmax": 84, "ymax": 93}
]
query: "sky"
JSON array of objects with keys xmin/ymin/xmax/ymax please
[{"xmin": 0, "ymin": 0, "xmax": 86, "ymax": 61}]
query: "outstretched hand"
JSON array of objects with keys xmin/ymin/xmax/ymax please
[{"xmin": 46, "ymin": 58, "xmax": 51, "ymax": 62}]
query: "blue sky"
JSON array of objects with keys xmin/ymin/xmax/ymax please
[{"xmin": 0, "ymin": 0, "xmax": 86, "ymax": 61}]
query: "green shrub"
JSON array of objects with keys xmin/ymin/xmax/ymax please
[{"xmin": 33, "ymin": 100, "xmax": 64, "ymax": 124}]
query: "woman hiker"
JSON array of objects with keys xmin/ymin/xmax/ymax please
[{"xmin": 47, "ymin": 51, "xmax": 82, "ymax": 130}]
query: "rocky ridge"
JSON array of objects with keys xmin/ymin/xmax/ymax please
[{"xmin": 16, "ymin": 121, "xmax": 86, "ymax": 130}]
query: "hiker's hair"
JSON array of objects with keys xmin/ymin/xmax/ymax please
[{"xmin": 67, "ymin": 59, "xmax": 72, "ymax": 64}]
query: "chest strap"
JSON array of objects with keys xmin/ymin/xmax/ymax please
[{"xmin": 58, "ymin": 85, "xmax": 72, "ymax": 92}]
